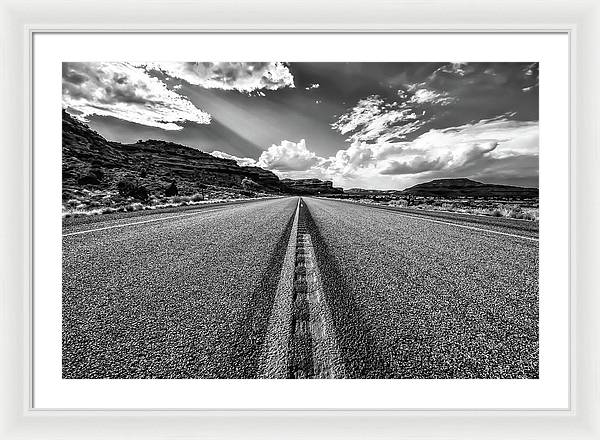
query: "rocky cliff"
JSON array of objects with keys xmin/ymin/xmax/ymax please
[
  {"xmin": 63, "ymin": 111, "xmax": 293, "ymax": 200},
  {"xmin": 280, "ymin": 178, "xmax": 344, "ymax": 195}
]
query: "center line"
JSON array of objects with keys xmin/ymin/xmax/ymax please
[
  {"xmin": 260, "ymin": 197, "xmax": 344, "ymax": 379},
  {"xmin": 259, "ymin": 198, "xmax": 301, "ymax": 378}
]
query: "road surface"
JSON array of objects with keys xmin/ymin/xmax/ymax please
[
  {"xmin": 62, "ymin": 196, "xmax": 538, "ymax": 379},
  {"xmin": 63, "ymin": 197, "xmax": 296, "ymax": 378},
  {"xmin": 302, "ymin": 197, "xmax": 538, "ymax": 378}
]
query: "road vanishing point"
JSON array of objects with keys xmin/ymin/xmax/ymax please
[{"xmin": 62, "ymin": 196, "xmax": 539, "ymax": 379}]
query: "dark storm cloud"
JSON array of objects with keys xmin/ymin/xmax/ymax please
[
  {"xmin": 62, "ymin": 63, "xmax": 88, "ymax": 86},
  {"xmin": 380, "ymin": 157, "xmax": 446, "ymax": 175},
  {"xmin": 426, "ymin": 153, "xmax": 539, "ymax": 188}
]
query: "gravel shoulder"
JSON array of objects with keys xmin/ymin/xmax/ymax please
[
  {"xmin": 62, "ymin": 196, "xmax": 298, "ymax": 378},
  {"xmin": 304, "ymin": 197, "xmax": 539, "ymax": 379}
]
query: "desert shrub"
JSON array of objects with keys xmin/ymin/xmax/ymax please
[
  {"xmin": 171, "ymin": 196, "xmax": 190, "ymax": 206},
  {"xmin": 125, "ymin": 202, "xmax": 144, "ymax": 212},
  {"xmin": 520, "ymin": 210, "xmax": 539, "ymax": 221},
  {"xmin": 77, "ymin": 168, "xmax": 105, "ymax": 185},
  {"xmin": 498, "ymin": 204, "xmax": 538, "ymax": 220},
  {"xmin": 505, "ymin": 205, "xmax": 522, "ymax": 218},
  {"xmin": 117, "ymin": 178, "xmax": 149, "ymax": 201},
  {"xmin": 78, "ymin": 172, "xmax": 100, "ymax": 185},
  {"xmin": 117, "ymin": 179, "xmax": 135, "ymax": 195},
  {"xmin": 165, "ymin": 181, "xmax": 178, "ymax": 197},
  {"xmin": 196, "ymin": 183, "xmax": 207, "ymax": 199},
  {"xmin": 134, "ymin": 186, "xmax": 149, "ymax": 201},
  {"xmin": 90, "ymin": 168, "xmax": 104, "ymax": 180},
  {"xmin": 241, "ymin": 178, "xmax": 261, "ymax": 190}
]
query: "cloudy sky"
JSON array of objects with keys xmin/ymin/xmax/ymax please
[{"xmin": 62, "ymin": 62, "xmax": 539, "ymax": 189}]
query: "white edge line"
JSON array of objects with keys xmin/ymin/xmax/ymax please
[
  {"xmin": 318, "ymin": 198, "xmax": 538, "ymax": 242},
  {"xmin": 62, "ymin": 206, "xmax": 227, "ymax": 237},
  {"xmin": 394, "ymin": 212, "xmax": 539, "ymax": 242}
]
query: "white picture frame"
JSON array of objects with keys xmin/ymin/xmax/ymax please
[{"xmin": 1, "ymin": 0, "xmax": 598, "ymax": 438}]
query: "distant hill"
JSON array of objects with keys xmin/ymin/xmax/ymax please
[
  {"xmin": 62, "ymin": 111, "xmax": 339, "ymax": 200},
  {"xmin": 402, "ymin": 178, "xmax": 538, "ymax": 198}
]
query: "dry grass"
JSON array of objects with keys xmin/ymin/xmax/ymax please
[
  {"xmin": 338, "ymin": 198, "xmax": 539, "ymax": 221},
  {"xmin": 62, "ymin": 193, "xmax": 279, "ymax": 219}
]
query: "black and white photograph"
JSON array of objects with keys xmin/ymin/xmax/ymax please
[{"xmin": 61, "ymin": 61, "xmax": 540, "ymax": 380}]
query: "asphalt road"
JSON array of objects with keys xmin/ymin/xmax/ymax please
[
  {"xmin": 62, "ymin": 197, "xmax": 297, "ymax": 378},
  {"xmin": 62, "ymin": 196, "xmax": 538, "ymax": 379},
  {"xmin": 334, "ymin": 200, "xmax": 539, "ymax": 239},
  {"xmin": 303, "ymin": 197, "xmax": 538, "ymax": 379}
]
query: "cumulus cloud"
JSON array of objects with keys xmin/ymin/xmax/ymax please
[
  {"xmin": 327, "ymin": 63, "xmax": 539, "ymax": 187},
  {"xmin": 380, "ymin": 157, "xmax": 446, "ymax": 175},
  {"xmin": 138, "ymin": 62, "xmax": 295, "ymax": 93},
  {"xmin": 62, "ymin": 62, "xmax": 211, "ymax": 130},
  {"xmin": 334, "ymin": 117, "xmax": 537, "ymax": 177},
  {"xmin": 259, "ymin": 117, "xmax": 538, "ymax": 188},
  {"xmin": 256, "ymin": 139, "xmax": 319, "ymax": 171},
  {"xmin": 210, "ymin": 150, "xmax": 258, "ymax": 167}
]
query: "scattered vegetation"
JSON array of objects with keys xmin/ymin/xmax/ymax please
[
  {"xmin": 341, "ymin": 196, "xmax": 539, "ymax": 221},
  {"xmin": 116, "ymin": 178, "xmax": 149, "ymax": 201},
  {"xmin": 165, "ymin": 181, "xmax": 178, "ymax": 197},
  {"xmin": 62, "ymin": 183, "xmax": 275, "ymax": 219},
  {"xmin": 77, "ymin": 169, "xmax": 102, "ymax": 185}
]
